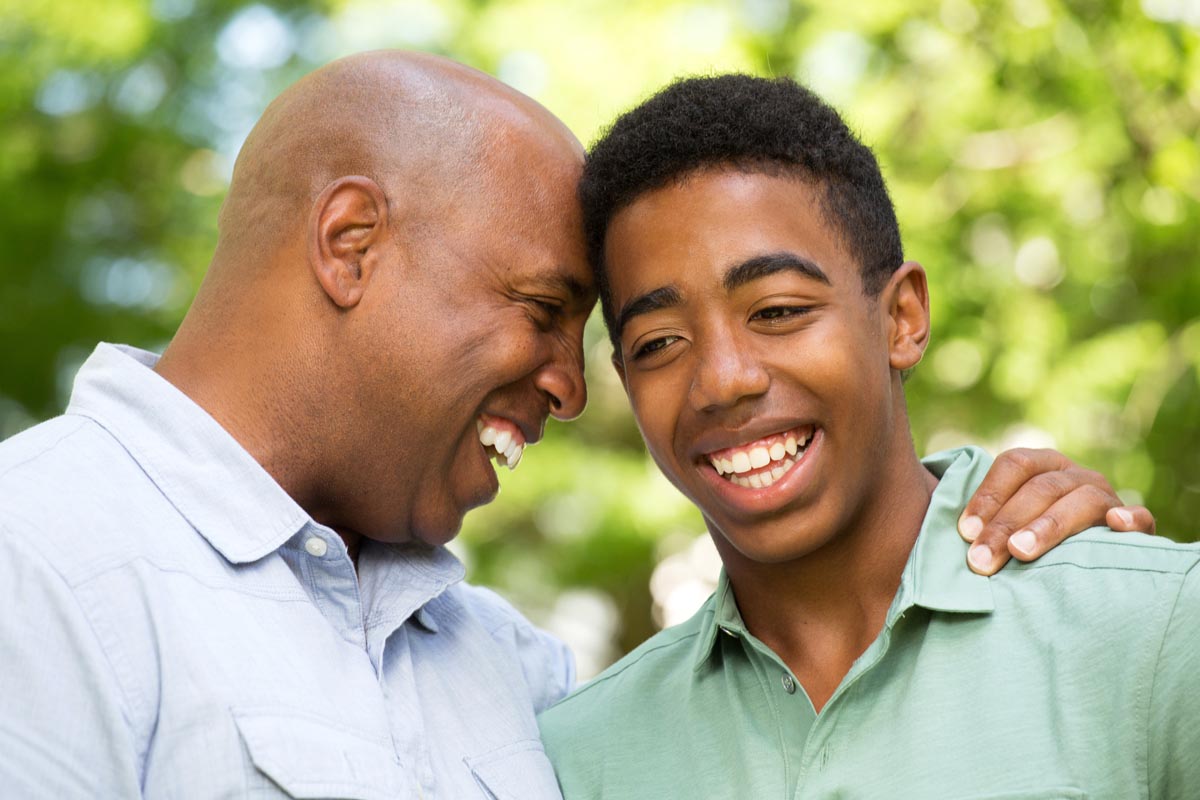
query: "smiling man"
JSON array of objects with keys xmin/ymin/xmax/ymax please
[
  {"xmin": 537, "ymin": 75, "xmax": 1200, "ymax": 797},
  {"xmin": 0, "ymin": 54, "xmax": 1161, "ymax": 798}
]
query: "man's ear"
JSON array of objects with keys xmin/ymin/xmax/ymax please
[
  {"xmin": 308, "ymin": 176, "xmax": 389, "ymax": 308},
  {"xmin": 882, "ymin": 261, "xmax": 931, "ymax": 372}
]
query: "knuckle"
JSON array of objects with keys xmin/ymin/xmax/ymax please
[
  {"xmin": 1078, "ymin": 483, "xmax": 1113, "ymax": 508},
  {"xmin": 998, "ymin": 448, "xmax": 1038, "ymax": 473}
]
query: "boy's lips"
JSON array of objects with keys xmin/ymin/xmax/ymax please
[
  {"xmin": 703, "ymin": 424, "xmax": 815, "ymax": 487},
  {"xmin": 698, "ymin": 426, "xmax": 824, "ymax": 513}
]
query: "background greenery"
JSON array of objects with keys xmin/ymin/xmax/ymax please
[{"xmin": 3, "ymin": 0, "xmax": 1196, "ymax": 676}]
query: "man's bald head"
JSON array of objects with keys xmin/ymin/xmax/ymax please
[
  {"xmin": 160, "ymin": 51, "xmax": 594, "ymax": 551},
  {"xmin": 214, "ymin": 50, "xmax": 582, "ymax": 265}
]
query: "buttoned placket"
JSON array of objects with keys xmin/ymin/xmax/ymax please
[{"xmin": 287, "ymin": 527, "xmax": 440, "ymax": 799}]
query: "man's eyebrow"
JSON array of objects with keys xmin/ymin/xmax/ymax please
[
  {"xmin": 531, "ymin": 274, "xmax": 596, "ymax": 309},
  {"xmin": 615, "ymin": 285, "xmax": 683, "ymax": 340},
  {"xmin": 723, "ymin": 252, "xmax": 831, "ymax": 292}
]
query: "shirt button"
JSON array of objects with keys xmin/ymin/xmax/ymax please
[
  {"xmin": 781, "ymin": 674, "xmax": 797, "ymax": 694},
  {"xmin": 304, "ymin": 536, "xmax": 328, "ymax": 557}
]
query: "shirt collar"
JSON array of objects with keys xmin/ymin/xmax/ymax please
[
  {"xmin": 898, "ymin": 446, "xmax": 996, "ymax": 617},
  {"xmin": 65, "ymin": 343, "xmax": 311, "ymax": 563},
  {"xmin": 692, "ymin": 445, "xmax": 995, "ymax": 670},
  {"xmin": 693, "ymin": 570, "xmax": 746, "ymax": 671}
]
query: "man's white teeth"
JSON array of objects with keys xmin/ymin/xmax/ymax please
[{"xmin": 478, "ymin": 422, "xmax": 525, "ymax": 471}]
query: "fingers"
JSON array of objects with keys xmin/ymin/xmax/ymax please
[
  {"xmin": 1106, "ymin": 505, "xmax": 1156, "ymax": 535},
  {"xmin": 964, "ymin": 479, "xmax": 1112, "ymax": 575},
  {"xmin": 957, "ymin": 448, "xmax": 1073, "ymax": 545}
]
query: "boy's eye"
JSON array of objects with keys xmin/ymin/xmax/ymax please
[
  {"xmin": 633, "ymin": 335, "xmax": 679, "ymax": 359},
  {"xmin": 752, "ymin": 305, "xmax": 809, "ymax": 321}
]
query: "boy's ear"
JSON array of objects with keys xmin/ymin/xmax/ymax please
[
  {"xmin": 611, "ymin": 349, "xmax": 629, "ymax": 392},
  {"xmin": 882, "ymin": 261, "xmax": 931, "ymax": 372},
  {"xmin": 308, "ymin": 176, "xmax": 389, "ymax": 308}
]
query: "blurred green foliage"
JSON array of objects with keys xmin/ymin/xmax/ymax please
[{"xmin": 2, "ymin": 0, "xmax": 1197, "ymax": 674}]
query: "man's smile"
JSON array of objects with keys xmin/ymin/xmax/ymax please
[{"xmin": 477, "ymin": 412, "xmax": 531, "ymax": 470}]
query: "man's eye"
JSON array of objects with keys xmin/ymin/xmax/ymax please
[
  {"xmin": 528, "ymin": 298, "xmax": 564, "ymax": 322},
  {"xmin": 752, "ymin": 305, "xmax": 809, "ymax": 322},
  {"xmin": 633, "ymin": 335, "xmax": 679, "ymax": 359}
]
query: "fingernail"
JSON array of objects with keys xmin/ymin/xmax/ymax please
[
  {"xmin": 959, "ymin": 515, "xmax": 983, "ymax": 542},
  {"xmin": 1112, "ymin": 508, "xmax": 1133, "ymax": 528},
  {"xmin": 968, "ymin": 544, "xmax": 993, "ymax": 574},
  {"xmin": 1010, "ymin": 530, "xmax": 1037, "ymax": 557}
]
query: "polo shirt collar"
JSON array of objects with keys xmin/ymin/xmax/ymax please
[
  {"xmin": 65, "ymin": 343, "xmax": 311, "ymax": 564},
  {"xmin": 693, "ymin": 570, "xmax": 747, "ymax": 671},
  {"xmin": 899, "ymin": 446, "xmax": 995, "ymax": 617},
  {"xmin": 692, "ymin": 446, "xmax": 995, "ymax": 670}
]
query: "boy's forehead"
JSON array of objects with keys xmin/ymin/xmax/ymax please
[{"xmin": 605, "ymin": 168, "xmax": 857, "ymax": 294}]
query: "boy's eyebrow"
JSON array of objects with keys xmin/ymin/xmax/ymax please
[
  {"xmin": 615, "ymin": 285, "xmax": 683, "ymax": 340},
  {"xmin": 723, "ymin": 252, "xmax": 831, "ymax": 292}
]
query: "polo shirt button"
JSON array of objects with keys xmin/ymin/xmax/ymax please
[
  {"xmin": 781, "ymin": 674, "xmax": 796, "ymax": 694},
  {"xmin": 304, "ymin": 536, "xmax": 328, "ymax": 557}
]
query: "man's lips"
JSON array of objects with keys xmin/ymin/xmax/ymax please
[{"xmin": 476, "ymin": 412, "xmax": 539, "ymax": 470}]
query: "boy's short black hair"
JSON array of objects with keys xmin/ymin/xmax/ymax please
[{"xmin": 581, "ymin": 74, "xmax": 904, "ymax": 349}]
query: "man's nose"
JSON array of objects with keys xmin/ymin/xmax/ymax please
[
  {"xmin": 536, "ymin": 335, "xmax": 588, "ymax": 421},
  {"xmin": 687, "ymin": 332, "xmax": 769, "ymax": 412}
]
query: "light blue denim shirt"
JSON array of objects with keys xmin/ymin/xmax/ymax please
[{"xmin": 0, "ymin": 343, "xmax": 574, "ymax": 799}]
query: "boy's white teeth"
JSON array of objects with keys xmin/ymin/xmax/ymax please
[
  {"xmin": 707, "ymin": 427, "xmax": 815, "ymax": 485},
  {"xmin": 728, "ymin": 457, "xmax": 795, "ymax": 489}
]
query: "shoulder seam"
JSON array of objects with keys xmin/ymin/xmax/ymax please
[
  {"xmin": 0, "ymin": 416, "xmax": 93, "ymax": 482},
  {"xmin": 0, "ymin": 520, "xmax": 142, "ymax": 735},
  {"xmin": 1143, "ymin": 559, "xmax": 1199, "ymax": 796}
]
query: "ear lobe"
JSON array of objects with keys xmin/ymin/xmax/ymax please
[
  {"xmin": 308, "ymin": 176, "xmax": 389, "ymax": 308},
  {"xmin": 884, "ymin": 261, "xmax": 931, "ymax": 372}
]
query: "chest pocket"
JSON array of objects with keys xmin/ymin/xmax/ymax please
[
  {"xmin": 234, "ymin": 708, "xmax": 415, "ymax": 800},
  {"xmin": 465, "ymin": 739, "xmax": 563, "ymax": 800}
]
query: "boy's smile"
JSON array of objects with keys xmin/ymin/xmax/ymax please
[{"xmin": 605, "ymin": 166, "xmax": 929, "ymax": 567}]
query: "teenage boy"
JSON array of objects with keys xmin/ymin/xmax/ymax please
[{"xmin": 538, "ymin": 75, "xmax": 1199, "ymax": 797}]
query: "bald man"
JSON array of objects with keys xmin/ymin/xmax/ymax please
[{"xmin": 0, "ymin": 51, "xmax": 1152, "ymax": 798}]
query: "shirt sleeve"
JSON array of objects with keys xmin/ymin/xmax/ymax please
[
  {"xmin": 457, "ymin": 583, "xmax": 577, "ymax": 713},
  {"xmin": 1147, "ymin": 559, "xmax": 1200, "ymax": 798},
  {"xmin": 0, "ymin": 523, "xmax": 142, "ymax": 797}
]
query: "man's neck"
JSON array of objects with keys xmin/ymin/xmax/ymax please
[{"xmin": 718, "ymin": 446, "xmax": 938, "ymax": 713}]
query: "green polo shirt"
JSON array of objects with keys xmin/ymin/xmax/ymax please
[{"xmin": 538, "ymin": 446, "xmax": 1200, "ymax": 799}]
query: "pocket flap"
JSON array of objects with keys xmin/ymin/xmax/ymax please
[
  {"xmin": 234, "ymin": 709, "xmax": 408, "ymax": 800},
  {"xmin": 466, "ymin": 739, "xmax": 562, "ymax": 800}
]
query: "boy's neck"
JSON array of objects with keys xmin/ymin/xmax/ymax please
[{"xmin": 717, "ymin": 444, "xmax": 938, "ymax": 713}]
